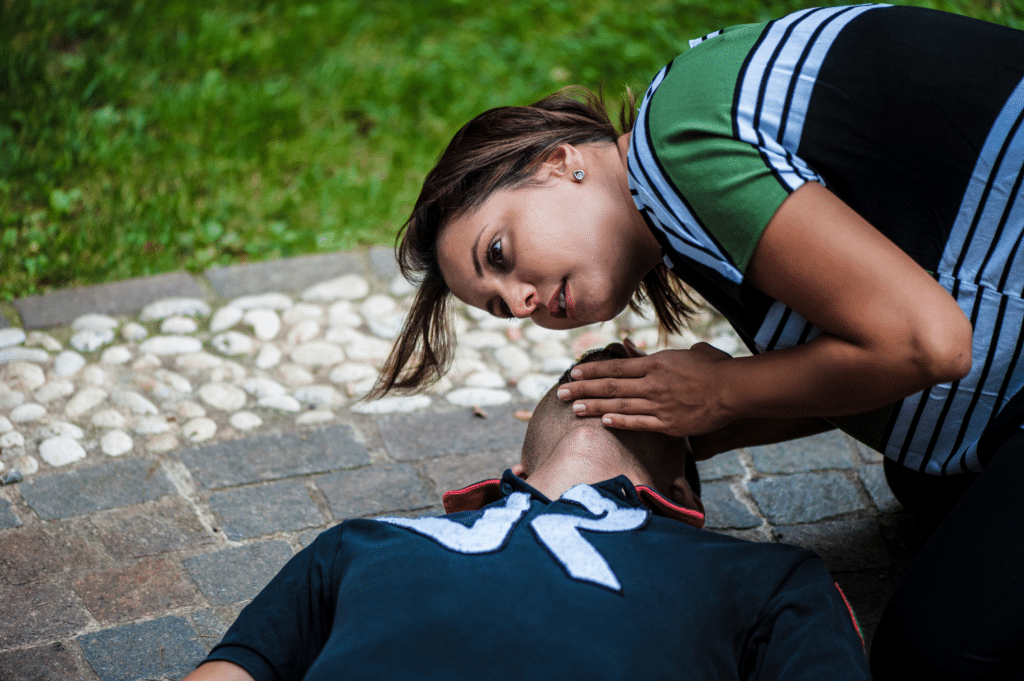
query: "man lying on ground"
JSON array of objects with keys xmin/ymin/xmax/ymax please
[{"xmin": 185, "ymin": 345, "xmax": 869, "ymax": 681}]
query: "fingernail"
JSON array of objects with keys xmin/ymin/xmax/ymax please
[
  {"xmin": 557, "ymin": 388, "xmax": 570, "ymax": 400},
  {"xmin": 602, "ymin": 415, "xmax": 613, "ymax": 425},
  {"xmin": 573, "ymin": 402, "xmax": 586, "ymax": 415},
  {"xmin": 570, "ymin": 368, "xmax": 582, "ymax": 379}
]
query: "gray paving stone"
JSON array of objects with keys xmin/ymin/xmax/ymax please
[
  {"xmin": 748, "ymin": 430, "xmax": 856, "ymax": 474},
  {"xmin": 379, "ymin": 404, "xmax": 530, "ymax": 461},
  {"xmin": 0, "ymin": 640, "xmax": 95, "ymax": 681},
  {"xmin": 0, "ymin": 581, "xmax": 90, "ymax": 648},
  {"xmin": 78, "ymin": 616, "xmax": 206, "ymax": 681},
  {"xmin": 696, "ymin": 450, "xmax": 745, "ymax": 481},
  {"xmin": 0, "ymin": 524, "xmax": 102, "ymax": 585},
  {"xmin": 13, "ymin": 272, "xmax": 205, "ymax": 330},
  {"xmin": 368, "ymin": 246, "xmax": 399, "ymax": 280},
  {"xmin": 317, "ymin": 462, "xmax": 436, "ymax": 519},
  {"xmin": 859, "ymin": 464, "xmax": 903, "ymax": 512},
  {"xmin": 421, "ymin": 449, "xmax": 520, "ymax": 496},
  {"xmin": 701, "ymin": 481, "xmax": 761, "ymax": 530},
  {"xmin": 181, "ymin": 425, "xmax": 370, "ymax": 489},
  {"xmin": 90, "ymin": 496, "xmax": 216, "ymax": 560},
  {"xmin": 183, "ymin": 541, "xmax": 293, "ymax": 606},
  {"xmin": 0, "ymin": 497, "xmax": 19, "ymax": 529},
  {"xmin": 748, "ymin": 472, "xmax": 865, "ymax": 525},
  {"xmin": 19, "ymin": 459, "xmax": 176, "ymax": 520},
  {"xmin": 295, "ymin": 526, "xmax": 332, "ymax": 549},
  {"xmin": 773, "ymin": 517, "xmax": 891, "ymax": 571},
  {"xmin": 850, "ymin": 437, "xmax": 885, "ymax": 464},
  {"xmin": 208, "ymin": 479, "xmax": 325, "ymax": 540},
  {"xmin": 204, "ymin": 252, "xmax": 362, "ymax": 298},
  {"xmin": 191, "ymin": 603, "xmax": 246, "ymax": 651}
]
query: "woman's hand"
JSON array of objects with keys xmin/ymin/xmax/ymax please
[{"xmin": 558, "ymin": 342, "xmax": 735, "ymax": 437}]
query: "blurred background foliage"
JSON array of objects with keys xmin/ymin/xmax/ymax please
[{"xmin": 0, "ymin": 0, "xmax": 1019, "ymax": 299}]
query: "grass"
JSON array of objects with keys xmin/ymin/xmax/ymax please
[{"xmin": 0, "ymin": 0, "xmax": 1019, "ymax": 300}]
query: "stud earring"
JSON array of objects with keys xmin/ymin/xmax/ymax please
[{"xmin": 573, "ymin": 170, "xmax": 585, "ymax": 181}]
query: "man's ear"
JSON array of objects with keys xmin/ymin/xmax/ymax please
[
  {"xmin": 669, "ymin": 477, "xmax": 704, "ymax": 515},
  {"xmin": 511, "ymin": 463, "xmax": 527, "ymax": 478}
]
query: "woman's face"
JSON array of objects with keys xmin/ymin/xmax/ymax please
[{"xmin": 437, "ymin": 148, "xmax": 658, "ymax": 330}]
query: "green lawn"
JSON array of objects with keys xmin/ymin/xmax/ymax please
[{"xmin": 1, "ymin": 0, "xmax": 1018, "ymax": 299}]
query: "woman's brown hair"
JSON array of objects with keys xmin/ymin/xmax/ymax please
[{"xmin": 368, "ymin": 86, "xmax": 695, "ymax": 399}]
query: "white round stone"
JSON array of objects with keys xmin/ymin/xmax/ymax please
[
  {"xmin": 301, "ymin": 274, "xmax": 368, "ymax": 302},
  {"xmin": 255, "ymin": 343, "xmax": 282, "ymax": 370},
  {"xmin": 352, "ymin": 395, "xmax": 432, "ymax": 414},
  {"xmin": 277, "ymin": 363, "xmax": 314, "ymax": 387},
  {"xmin": 175, "ymin": 352, "xmax": 224, "ymax": 371},
  {"xmin": 292, "ymin": 385, "xmax": 343, "ymax": 408},
  {"xmin": 540, "ymin": 356, "xmax": 574, "ymax": 374},
  {"xmin": 101, "ymin": 430, "xmax": 133, "ymax": 456},
  {"xmin": 134, "ymin": 416, "xmax": 171, "ymax": 435},
  {"xmin": 258, "ymin": 395, "xmax": 302, "ymax": 412},
  {"xmin": 91, "ymin": 409, "xmax": 127, "ymax": 428},
  {"xmin": 359, "ymin": 294, "xmax": 397, "ymax": 319},
  {"xmin": 146, "ymin": 434, "xmax": 179, "ymax": 453},
  {"xmin": 460, "ymin": 331, "xmax": 508, "ymax": 350},
  {"xmin": 291, "ymin": 341, "xmax": 344, "ymax": 367},
  {"xmin": 121, "ymin": 322, "xmax": 148, "ymax": 342},
  {"xmin": 533, "ymin": 339, "xmax": 569, "ymax": 359},
  {"xmin": 198, "ymin": 383, "xmax": 247, "ymax": 411},
  {"xmin": 208, "ymin": 360, "xmax": 247, "ymax": 384},
  {"xmin": 285, "ymin": 319, "xmax": 321, "ymax": 346},
  {"xmin": 39, "ymin": 421, "xmax": 84, "ymax": 440},
  {"xmin": 10, "ymin": 403, "xmax": 46, "ymax": 423},
  {"xmin": 183, "ymin": 417, "xmax": 217, "ymax": 442},
  {"xmin": 517, "ymin": 374, "xmax": 561, "ymax": 401},
  {"xmin": 4, "ymin": 361, "xmax": 46, "ymax": 390},
  {"xmin": 161, "ymin": 316, "xmax": 199, "ymax": 334},
  {"xmin": 367, "ymin": 314, "xmax": 405, "ymax": 340},
  {"xmin": 282, "ymin": 303, "xmax": 324, "ymax": 326},
  {"xmin": 70, "ymin": 328, "xmax": 115, "ymax": 352},
  {"xmin": 0, "ymin": 388, "xmax": 25, "ymax": 410},
  {"xmin": 176, "ymin": 400, "xmax": 206, "ymax": 418},
  {"xmin": 344, "ymin": 375, "xmax": 379, "ymax": 397},
  {"xmin": 209, "ymin": 306, "xmax": 245, "ymax": 333},
  {"xmin": 296, "ymin": 410, "xmax": 335, "ymax": 426},
  {"xmin": 80, "ymin": 365, "xmax": 107, "ymax": 386},
  {"xmin": 26, "ymin": 331, "xmax": 62, "ymax": 352},
  {"xmin": 140, "ymin": 297, "xmax": 211, "ymax": 321},
  {"xmin": 71, "ymin": 313, "xmax": 119, "ymax": 332},
  {"xmin": 445, "ymin": 388, "xmax": 512, "ymax": 407},
  {"xmin": 65, "ymin": 387, "xmax": 108, "ymax": 418},
  {"xmin": 38, "ymin": 436, "xmax": 86, "ymax": 467},
  {"xmin": 465, "ymin": 371, "xmax": 507, "ymax": 389},
  {"xmin": 389, "ymin": 275, "xmax": 416, "ymax": 297},
  {"xmin": 328, "ymin": 362, "xmax": 378, "ymax": 384},
  {"xmin": 112, "ymin": 390, "xmax": 159, "ymax": 415},
  {"xmin": 343, "ymin": 336, "xmax": 391, "ymax": 364},
  {"xmin": 0, "ymin": 431, "xmax": 25, "ymax": 448},
  {"xmin": 211, "ymin": 331, "xmax": 255, "ymax": 356},
  {"xmin": 100, "ymin": 345, "xmax": 133, "ymax": 365},
  {"xmin": 131, "ymin": 353, "xmax": 162, "ymax": 371},
  {"xmin": 0, "ymin": 347, "xmax": 49, "ymax": 363},
  {"xmin": 524, "ymin": 325, "xmax": 571, "ymax": 343},
  {"xmin": 324, "ymin": 327, "xmax": 362, "ymax": 345},
  {"xmin": 0, "ymin": 416, "xmax": 11, "ymax": 433},
  {"xmin": 448, "ymin": 357, "xmax": 488, "ymax": 381},
  {"xmin": 138, "ymin": 335, "xmax": 203, "ymax": 356},
  {"xmin": 229, "ymin": 411, "xmax": 263, "ymax": 431},
  {"xmin": 153, "ymin": 369, "xmax": 193, "ymax": 394},
  {"xmin": 0, "ymin": 328, "xmax": 27, "ymax": 348},
  {"xmin": 242, "ymin": 377, "xmax": 287, "ymax": 399},
  {"xmin": 13, "ymin": 454, "xmax": 38, "ymax": 475},
  {"xmin": 244, "ymin": 309, "xmax": 281, "ymax": 341},
  {"xmin": 493, "ymin": 346, "xmax": 534, "ymax": 377},
  {"xmin": 228, "ymin": 293, "xmax": 293, "ymax": 310},
  {"xmin": 327, "ymin": 301, "xmax": 362, "ymax": 328}
]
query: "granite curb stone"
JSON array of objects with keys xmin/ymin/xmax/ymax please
[
  {"xmin": 183, "ymin": 541, "xmax": 293, "ymax": 606},
  {"xmin": 379, "ymin": 403, "xmax": 531, "ymax": 461},
  {"xmin": 19, "ymin": 458, "xmax": 176, "ymax": 520},
  {"xmin": 0, "ymin": 581, "xmax": 91, "ymax": 649},
  {"xmin": 748, "ymin": 430, "xmax": 857, "ymax": 474},
  {"xmin": 208, "ymin": 479, "xmax": 325, "ymax": 540},
  {"xmin": 90, "ymin": 496, "xmax": 217, "ymax": 560},
  {"xmin": 0, "ymin": 640, "xmax": 96, "ymax": 681},
  {"xmin": 0, "ymin": 497, "xmax": 19, "ymax": 529},
  {"xmin": 748, "ymin": 472, "xmax": 865, "ymax": 525},
  {"xmin": 317, "ymin": 462, "xmax": 436, "ymax": 519},
  {"xmin": 204, "ymin": 252, "xmax": 362, "ymax": 299},
  {"xmin": 700, "ymin": 482, "xmax": 761, "ymax": 530},
  {"xmin": 78, "ymin": 616, "xmax": 206, "ymax": 681}
]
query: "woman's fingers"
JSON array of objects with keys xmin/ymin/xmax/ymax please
[
  {"xmin": 599, "ymin": 413, "xmax": 666, "ymax": 433},
  {"xmin": 569, "ymin": 396, "xmax": 653, "ymax": 417},
  {"xmin": 569, "ymin": 356, "xmax": 649, "ymax": 381}
]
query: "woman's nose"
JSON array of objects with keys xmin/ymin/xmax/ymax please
[{"xmin": 508, "ymin": 284, "xmax": 538, "ymax": 318}]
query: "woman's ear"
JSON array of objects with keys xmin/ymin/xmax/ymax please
[
  {"xmin": 669, "ymin": 477, "xmax": 704, "ymax": 515},
  {"xmin": 537, "ymin": 143, "xmax": 580, "ymax": 180}
]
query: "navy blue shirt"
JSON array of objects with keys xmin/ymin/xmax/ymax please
[{"xmin": 205, "ymin": 471, "xmax": 869, "ymax": 680}]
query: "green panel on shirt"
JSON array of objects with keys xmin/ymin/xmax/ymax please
[{"xmin": 647, "ymin": 22, "xmax": 795, "ymax": 273}]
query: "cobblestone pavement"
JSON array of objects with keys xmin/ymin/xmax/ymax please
[{"xmin": 0, "ymin": 248, "xmax": 916, "ymax": 680}]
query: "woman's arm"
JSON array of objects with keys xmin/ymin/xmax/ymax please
[{"xmin": 560, "ymin": 182, "xmax": 973, "ymax": 437}]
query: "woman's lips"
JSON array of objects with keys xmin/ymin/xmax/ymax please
[{"xmin": 547, "ymin": 281, "xmax": 568, "ymax": 318}]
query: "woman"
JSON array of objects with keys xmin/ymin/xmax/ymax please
[{"xmin": 372, "ymin": 4, "xmax": 1024, "ymax": 677}]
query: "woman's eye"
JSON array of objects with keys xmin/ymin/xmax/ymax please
[
  {"xmin": 497, "ymin": 300, "xmax": 513, "ymax": 319},
  {"xmin": 487, "ymin": 238, "xmax": 505, "ymax": 268}
]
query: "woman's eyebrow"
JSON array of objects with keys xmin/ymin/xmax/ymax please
[{"xmin": 471, "ymin": 226, "xmax": 485, "ymax": 277}]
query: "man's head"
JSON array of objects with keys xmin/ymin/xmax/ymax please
[{"xmin": 517, "ymin": 344, "xmax": 701, "ymax": 509}]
